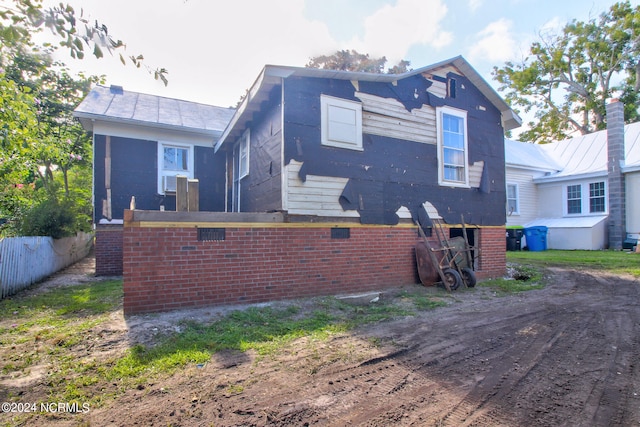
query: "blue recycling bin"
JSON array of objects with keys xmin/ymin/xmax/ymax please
[{"xmin": 524, "ymin": 226, "xmax": 548, "ymax": 251}]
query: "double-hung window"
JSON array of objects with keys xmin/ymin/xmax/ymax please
[
  {"xmin": 158, "ymin": 142, "xmax": 194, "ymax": 194},
  {"xmin": 232, "ymin": 130, "xmax": 250, "ymax": 212},
  {"xmin": 320, "ymin": 95, "xmax": 363, "ymax": 151},
  {"xmin": 437, "ymin": 106, "xmax": 469, "ymax": 187},
  {"xmin": 565, "ymin": 181, "xmax": 606, "ymax": 215},
  {"xmin": 589, "ymin": 182, "xmax": 606, "ymax": 213},
  {"xmin": 566, "ymin": 184, "xmax": 582, "ymax": 214}
]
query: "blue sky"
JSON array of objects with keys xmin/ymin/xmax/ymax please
[{"xmin": 42, "ymin": 0, "xmax": 638, "ymax": 111}]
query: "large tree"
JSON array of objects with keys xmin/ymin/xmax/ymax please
[
  {"xmin": 0, "ymin": 0, "xmax": 167, "ymax": 84},
  {"xmin": 493, "ymin": 1, "xmax": 640, "ymax": 143},
  {"xmin": 0, "ymin": 0, "xmax": 163, "ymax": 236},
  {"xmin": 307, "ymin": 49, "xmax": 411, "ymax": 74}
]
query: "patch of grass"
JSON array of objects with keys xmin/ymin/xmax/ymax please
[
  {"xmin": 0, "ymin": 279, "xmax": 123, "ymax": 412},
  {"xmin": 507, "ymin": 249, "xmax": 640, "ymax": 277},
  {"xmin": 479, "ymin": 264, "xmax": 545, "ymax": 295},
  {"xmin": 110, "ymin": 292, "xmax": 448, "ymax": 382}
]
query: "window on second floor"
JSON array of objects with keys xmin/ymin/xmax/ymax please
[
  {"xmin": 320, "ymin": 95, "xmax": 363, "ymax": 151},
  {"xmin": 437, "ymin": 106, "xmax": 469, "ymax": 187}
]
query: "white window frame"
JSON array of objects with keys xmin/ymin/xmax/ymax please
[
  {"xmin": 157, "ymin": 142, "xmax": 194, "ymax": 195},
  {"xmin": 320, "ymin": 94, "xmax": 363, "ymax": 151},
  {"xmin": 563, "ymin": 181, "xmax": 607, "ymax": 216},
  {"xmin": 588, "ymin": 181, "xmax": 606, "ymax": 213},
  {"xmin": 232, "ymin": 130, "xmax": 250, "ymax": 212},
  {"xmin": 507, "ymin": 183, "xmax": 519, "ymax": 215},
  {"xmin": 436, "ymin": 106, "xmax": 469, "ymax": 187}
]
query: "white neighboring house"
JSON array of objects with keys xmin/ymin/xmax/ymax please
[{"xmin": 505, "ymin": 100, "xmax": 640, "ymax": 250}]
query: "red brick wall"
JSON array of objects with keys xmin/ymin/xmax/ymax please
[
  {"xmin": 123, "ymin": 224, "xmax": 506, "ymax": 314},
  {"xmin": 95, "ymin": 225, "xmax": 123, "ymax": 276},
  {"xmin": 477, "ymin": 227, "xmax": 507, "ymax": 279}
]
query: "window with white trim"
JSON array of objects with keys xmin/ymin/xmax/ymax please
[
  {"xmin": 567, "ymin": 184, "xmax": 582, "ymax": 214},
  {"xmin": 589, "ymin": 182, "xmax": 606, "ymax": 213},
  {"xmin": 232, "ymin": 130, "xmax": 250, "ymax": 212},
  {"xmin": 320, "ymin": 95, "xmax": 363, "ymax": 151},
  {"xmin": 507, "ymin": 183, "xmax": 519, "ymax": 215},
  {"xmin": 158, "ymin": 142, "xmax": 194, "ymax": 194},
  {"xmin": 437, "ymin": 106, "xmax": 469, "ymax": 187},
  {"xmin": 564, "ymin": 181, "xmax": 607, "ymax": 215}
]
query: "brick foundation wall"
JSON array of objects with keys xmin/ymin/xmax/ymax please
[
  {"xmin": 123, "ymin": 217, "xmax": 506, "ymax": 314},
  {"xmin": 477, "ymin": 227, "xmax": 507, "ymax": 279},
  {"xmin": 95, "ymin": 225, "xmax": 124, "ymax": 276}
]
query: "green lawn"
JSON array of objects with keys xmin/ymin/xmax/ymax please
[{"xmin": 507, "ymin": 249, "xmax": 640, "ymax": 277}]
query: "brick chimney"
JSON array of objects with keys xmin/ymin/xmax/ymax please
[{"xmin": 606, "ymin": 99, "xmax": 626, "ymax": 250}]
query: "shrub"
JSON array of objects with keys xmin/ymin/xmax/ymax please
[{"xmin": 18, "ymin": 197, "xmax": 76, "ymax": 239}]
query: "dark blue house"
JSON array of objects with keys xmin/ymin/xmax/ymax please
[
  {"xmin": 215, "ymin": 56, "xmax": 521, "ymax": 226},
  {"xmin": 74, "ymin": 85, "xmax": 234, "ymax": 274}
]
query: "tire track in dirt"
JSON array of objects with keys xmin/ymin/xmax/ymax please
[
  {"xmin": 311, "ymin": 270, "xmax": 640, "ymax": 426},
  {"xmin": 83, "ymin": 268, "xmax": 640, "ymax": 426}
]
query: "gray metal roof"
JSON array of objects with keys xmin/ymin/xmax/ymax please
[
  {"xmin": 506, "ymin": 121, "xmax": 640, "ymax": 181},
  {"xmin": 216, "ymin": 56, "xmax": 522, "ymax": 151},
  {"xmin": 74, "ymin": 85, "xmax": 235, "ymax": 138}
]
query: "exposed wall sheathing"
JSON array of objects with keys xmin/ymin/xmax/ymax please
[
  {"xmin": 282, "ymin": 70, "xmax": 506, "ymax": 226},
  {"xmin": 93, "ymin": 135, "xmax": 225, "ymax": 222},
  {"xmin": 237, "ymin": 98, "xmax": 283, "ymax": 212}
]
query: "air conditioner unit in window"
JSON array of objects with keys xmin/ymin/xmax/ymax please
[{"xmin": 163, "ymin": 175, "xmax": 177, "ymax": 193}]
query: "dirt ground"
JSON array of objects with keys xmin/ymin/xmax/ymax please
[{"xmin": 3, "ymin": 254, "xmax": 640, "ymax": 426}]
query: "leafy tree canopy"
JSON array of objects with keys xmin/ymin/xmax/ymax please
[
  {"xmin": 0, "ymin": 0, "xmax": 156, "ymax": 236},
  {"xmin": 493, "ymin": 1, "xmax": 640, "ymax": 143},
  {"xmin": 307, "ymin": 49, "xmax": 412, "ymax": 74},
  {"xmin": 0, "ymin": 0, "xmax": 168, "ymax": 85}
]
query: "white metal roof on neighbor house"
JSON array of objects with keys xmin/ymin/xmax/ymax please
[
  {"xmin": 74, "ymin": 85, "xmax": 235, "ymax": 137},
  {"xmin": 504, "ymin": 139, "xmax": 562, "ymax": 172},
  {"xmin": 505, "ymin": 121, "xmax": 640, "ymax": 182}
]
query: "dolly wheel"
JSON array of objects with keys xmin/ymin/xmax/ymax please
[
  {"xmin": 461, "ymin": 267, "xmax": 477, "ymax": 288},
  {"xmin": 442, "ymin": 268, "xmax": 462, "ymax": 290}
]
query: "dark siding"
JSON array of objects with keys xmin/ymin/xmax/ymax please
[
  {"xmin": 240, "ymin": 94, "xmax": 282, "ymax": 212},
  {"xmin": 94, "ymin": 135, "xmax": 158, "ymax": 222},
  {"xmin": 195, "ymin": 146, "xmax": 225, "ymax": 212},
  {"xmin": 94, "ymin": 136, "xmax": 226, "ymax": 223},
  {"xmin": 111, "ymin": 137, "xmax": 158, "ymax": 217},
  {"xmin": 94, "ymin": 134, "xmax": 106, "ymax": 223},
  {"xmin": 282, "ymin": 74, "xmax": 507, "ymax": 226}
]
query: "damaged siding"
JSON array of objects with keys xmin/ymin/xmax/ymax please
[
  {"xmin": 355, "ymin": 91, "xmax": 437, "ymax": 144},
  {"xmin": 282, "ymin": 68, "xmax": 506, "ymax": 226},
  {"xmin": 286, "ymin": 160, "xmax": 359, "ymax": 217}
]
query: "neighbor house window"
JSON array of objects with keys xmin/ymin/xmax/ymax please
[
  {"xmin": 589, "ymin": 181, "xmax": 606, "ymax": 213},
  {"xmin": 437, "ymin": 106, "xmax": 469, "ymax": 187},
  {"xmin": 320, "ymin": 95, "xmax": 363, "ymax": 151},
  {"xmin": 565, "ymin": 181, "xmax": 607, "ymax": 216},
  {"xmin": 158, "ymin": 142, "xmax": 194, "ymax": 194},
  {"xmin": 507, "ymin": 183, "xmax": 519, "ymax": 215},
  {"xmin": 567, "ymin": 184, "xmax": 582, "ymax": 214}
]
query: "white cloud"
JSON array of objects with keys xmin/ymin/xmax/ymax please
[
  {"xmin": 346, "ymin": 0, "xmax": 452, "ymax": 64},
  {"xmin": 467, "ymin": 18, "xmax": 518, "ymax": 63},
  {"xmin": 468, "ymin": 0, "xmax": 483, "ymax": 12},
  {"xmin": 41, "ymin": 0, "xmax": 338, "ymax": 107}
]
